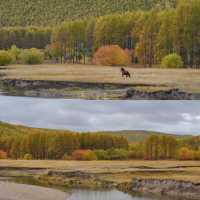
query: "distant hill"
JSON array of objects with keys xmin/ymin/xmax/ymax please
[
  {"xmin": 0, "ymin": 0, "xmax": 177, "ymax": 26},
  {"xmin": 96, "ymin": 130, "xmax": 192, "ymax": 143},
  {"xmin": 0, "ymin": 121, "xmax": 72, "ymax": 136},
  {"xmin": 0, "ymin": 121, "xmax": 192, "ymax": 143}
]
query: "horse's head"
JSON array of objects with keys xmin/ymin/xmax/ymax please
[{"xmin": 121, "ymin": 67, "xmax": 125, "ymax": 72}]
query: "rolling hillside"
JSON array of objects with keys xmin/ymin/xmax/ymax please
[
  {"xmin": 98, "ymin": 130, "xmax": 192, "ymax": 143},
  {"xmin": 0, "ymin": 121, "xmax": 191, "ymax": 143},
  {"xmin": 0, "ymin": 0, "xmax": 177, "ymax": 26}
]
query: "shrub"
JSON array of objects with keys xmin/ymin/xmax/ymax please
[
  {"xmin": 177, "ymin": 147, "xmax": 194, "ymax": 160},
  {"xmin": 95, "ymin": 150, "xmax": 109, "ymax": 160},
  {"xmin": 84, "ymin": 150, "xmax": 97, "ymax": 161},
  {"xmin": 20, "ymin": 48, "xmax": 44, "ymax": 64},
  {"xmin": 107, "ymin": 148, "xmax": 129, "ymax": 160},
  {"xmin": 72, "ymin": 150, "xmax": 97, "ymax": 161},
  {"xmin": 23, "ymin": 153, "xmax": 33, "ymax": 160},
  {"xmin": 9, "ymin": 45, "xmax": 21, "ymax": 63},
  {"xmin": 0, "ymin": 50, "xmax": 13, "ymax": 66},
  {"xmin": 93, "ymin": 45, "xmax": 131, "ymax": 66},
  {"xmin": 62, "ymin": 153, "xmax": 72, "ymax": 160},
  {"xmin": 193, "ymin": 150, "xmax": 200, "ymax": 160},
  {"xmin": 0, "ymin": 150, "xmax": 7, "ymax": 159},
  {"xmin": 161, "ymin": 53, "xmax": 183, "ymax": 68}
]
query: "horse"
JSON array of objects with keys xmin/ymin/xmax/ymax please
[{"xmin": 121, "ymin": 67, "xmax": 131, "ymax": 78}]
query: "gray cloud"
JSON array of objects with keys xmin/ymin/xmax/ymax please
[{"xmin": 0, "ymin": 96, "xmax": 200, "ymax": 135}]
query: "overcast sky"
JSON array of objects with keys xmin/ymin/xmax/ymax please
[{"xmin": 0, "ymin": 95, "xmax": 200, "ymax": 135}]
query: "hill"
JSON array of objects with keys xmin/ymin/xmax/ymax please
[
  {"xmin": 0, "ymin": 0, "xmax": 177, "ymax": 26},
  {"xmin": 0, "ymin": 121, "xmax": 191, "ymax": 143},
  {"xmin": 98, "ymin": 130, "xmax": 192, "ymax": 143}
]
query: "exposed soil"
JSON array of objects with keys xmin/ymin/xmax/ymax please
[
  {"xmin": 0, "ymin": 79, "xmax": 199, "ymax": 100},
  {"xmin": 1, "ymin": 162, "xmax": 200, "ymax": 200}
]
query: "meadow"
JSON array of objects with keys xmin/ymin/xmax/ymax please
[
  {"xmin": 1, "ymin": 160, "xmax": 200, "ymax": 183},
  {"xmin": 1, "ymin": 64, "xmax": 200, "ymax": 93}
]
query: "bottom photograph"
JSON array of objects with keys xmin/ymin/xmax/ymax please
[{"xmin": 0, "ymin": 96, "xmax": 200, "ymax": 200}]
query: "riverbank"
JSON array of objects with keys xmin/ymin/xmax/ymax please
[
  {"xmin": 0, "ymin": 64, "xmax": 200, "ymax": 100},
  {"xmin": 0, "ymin": 181, "xmax": 67, "ymax": 200},
  {"xmin": 1, "ymin": 160, "xmax": 200, "ymax": 199}
]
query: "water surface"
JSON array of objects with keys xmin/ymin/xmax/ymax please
[
  {"xmin": 0, "ymin": 182, "xmax": 175, "ymax": 200},
  {"xmin": 68, "ymin": 189, "xmax": 154, "ymax": 200}
]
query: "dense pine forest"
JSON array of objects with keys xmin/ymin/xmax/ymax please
[
  {"xmin": 0, "ymin": 0, "xmax": 177, "ymax": 26},
  {"xmin": 0, "ymin": 122, "xmax": 200, "ymax": 161},
  {"xmin": 0, "ymin": 0, "xmax": 199, "ymax": 68}
]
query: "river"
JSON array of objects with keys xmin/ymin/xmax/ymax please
[{"xmin": 0, "ymin": 181, "xmax": 176, "ymax": 200}]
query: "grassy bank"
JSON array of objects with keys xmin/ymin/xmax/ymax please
[
  {"xmin": 1, "ymin": 64, "xmax": 200, "ymax": 93},
  {"xmin": 1, "ymin": 160, "xmax": 200, "ymax": 184}
]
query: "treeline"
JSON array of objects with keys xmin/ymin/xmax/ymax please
[
  {"xmin": 1, "ymin": 126, "xmax": 200, "ymax": 161},
  {"xmin": 51, "ymin": 0, "xmax": 200, "ymax": 67},
  {"xmin": 0, "ymin": 0, "xmax": 177, "ymax": 26},
  {"xmin": 0, "ymin": 0, "xmax": 199, "ymax": 67},
  {"xmin": 0, "ymin": 27, "xmax": 51, "ymax": 49},
  {"xmin": 0, "ymin": 132, "xmax": 128, "ymax": 159}
]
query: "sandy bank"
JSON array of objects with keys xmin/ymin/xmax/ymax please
[{"xmin": 0, "ymin": 181, "xmax": 67, "ymax": 200}]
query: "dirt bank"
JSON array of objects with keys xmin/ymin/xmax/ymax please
[
  {"xmin": 1, "ymin": 163, "xmax": 200, "ymax": 200},
  {"xmin": 0, "ymin": 79, "xmax": 199, "ymax": 100}
]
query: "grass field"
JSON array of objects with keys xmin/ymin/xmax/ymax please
[
  {"xmin": 1, "ymin": 160, "xmax": 200, "ymax": 183},
  {"xmin": 1, "ymin": 64, "xmax": 200, "ymax": 93}
]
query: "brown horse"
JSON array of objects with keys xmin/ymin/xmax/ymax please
[{"xmin": 121, "ymin": 67, "xmax": 131, "ymax": 78}]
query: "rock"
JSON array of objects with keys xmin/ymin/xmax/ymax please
[
  {"xmin": 126, "ymin": 88, "xmax": 195, "ymax": 100},
  {"xmin": 131, "ymin": 179, "xmax": 200, "ymax": 200}
]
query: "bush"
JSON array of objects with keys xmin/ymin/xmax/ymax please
[
  {"xmin": 20, "ymin": 48, "xmax": 44, "ymax": 64},
  {"xmin": 107, "ymin": 148, "xmax": 129, "ymax": 160},
  {"xmin": 161, "ymin": 53, "xmax": 183, "ymax": 68},
  {"xmin": 93, "ymin": 45, "xmax": 131, "ymax": 66},
  {"xmin": 0, "ymin": 50, "xmax": 13, "ymax": 66},
  {"xmin": 23, "ymin": 153, "xmax": 33, "ymax": 160},
  {"xmin": 193, "ymin": 150, "xmax": 200, "ymax": 160},
  {"xmin": 0, "ymin": 150, "xmax": 7, "ymax": 159},
  {"xmin": 9, "ymin": 45, "xmax": 21, "ymax": 62},
  {"xmin": 72, "ymin": 150, "xmax": 97, "ymax": 161},
  {"xmin": 62, "ymin": 153, "xmax": 71, "ymax": 160},
  {"xmin": 177, "ymin": 147, "xmax": 194, "ymax": 160},
  {"xmin": 95, "ymin": 150, "xmax": 109, "ymax": 160}
]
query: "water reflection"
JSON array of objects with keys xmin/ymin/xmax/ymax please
[{"xmin": 68, "ymin": 189, "xmax": 151, "ymax": 200}]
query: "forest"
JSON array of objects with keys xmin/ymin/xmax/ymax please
[
  {"xmin": 0, "ymin": 0, "xmax": 177, "ymax": 26},
  {"xmin": 0, "ymin": 0, "xmax": 199, "ymax": 68},
  {"xmin": 0, "ymin": 122, "xmax": 200, "ymax": 161}
]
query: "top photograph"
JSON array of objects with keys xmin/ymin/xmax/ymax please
[{"xmin": 0, "ymin": 0, "xmax": 199, "ymax": 100}]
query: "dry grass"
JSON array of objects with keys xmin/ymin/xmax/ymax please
[
  {"xmin": 1, "ymin": 64, "xmax": 200, "ymax": 93},
  {"xmin": 1, "ymin": 160, "xmax": 200, "ymax": 183},
  {"xmin": 1, "ymin": 160, "xmax": 200, "ymax": 169}
]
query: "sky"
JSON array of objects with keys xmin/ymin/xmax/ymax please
[{"xmin": 0, "ymin": 95, "xmax": 200, "ymax": 135}]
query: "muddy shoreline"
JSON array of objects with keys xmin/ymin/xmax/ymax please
[
  {"xmin": 1, "ymin": 167, "xmax": 199, "ymax": 200},
  {"xmin": 0, "ymin": 79, "xmax": 199, "ymax": 100}
]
